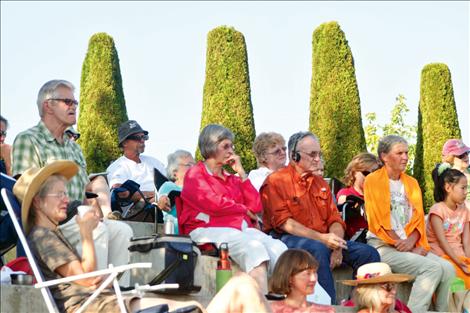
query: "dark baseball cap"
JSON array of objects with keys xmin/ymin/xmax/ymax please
[{"xmin": 118, "ymin": 120, "xmax": 148, "ymax": 145}]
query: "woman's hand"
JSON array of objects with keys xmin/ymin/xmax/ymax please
[
  {"xmin": 410, "ymin": 246, "xmax": 428, "ymax": 256},
  {"xmin": 395, "ymin": 238, "xmax": 415, "ymax": 252},
  {"xmin": 458, "ymin": 259, "xmax": 470, "ymax": 275},
  {"xmin": 76, "ymin": 210, "xmax": 99, "ymax": 236},
  {"xmin": 330, "ymin": 248, "xmax": 343, "ymax": 269},
  {"xmin": 226, "ymin": 154, "xmax": 247, "ymax": 180},
  {"xmin": 158, "ymin": 195, "xmax": 171, "ymax": 212}
]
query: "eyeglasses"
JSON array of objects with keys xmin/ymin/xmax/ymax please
[
  {"xmin": 267, "ymin": 146, "xmax": 287, "ymax": 156},
  {"xmin": 361, "ymin": 171, "xmax": 371, "ymax": 177},
  {"xmin": 0, "ymin": 131, "xmax": 6, "ymax": 137},
  {"xmin": 220, "ymin": 143, "xmax": 235, "ymax": 151},
  {"xmin": 456, "ymin": 152, "xmax": 469, "ymax": 159},
  {"xmin": 45, "ymin": 191, "xmax": 68, "ymax": 201},
  {"xmin": 48, "ymin": 98, "xmax": 79, "ymax": 107},
  {"xmin": 127, "ymin": 134, "xmax": 149, "ymax": 141},
  {"xmin": 299, "ymin": 150, "xmax": 322, "ymax": 160},
  {"xmin": 380, "ymin": 282, "xmax": 397, "ymax": 292},
  {"xmin": 179, "ymin": 162, "xmax": 196, "ymax": 168}
]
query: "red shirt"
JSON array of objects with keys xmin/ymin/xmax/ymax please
[
  {"xmin": 261, "ymin": 164, "xmax": 345, "ymax": 234},
  {"xmin": 180, "ymin": 161, "xmax": 262, "ymax": 234},
  {"xmin": 337, "ymin": 186, "xmax": 368, "ymax": 239}
]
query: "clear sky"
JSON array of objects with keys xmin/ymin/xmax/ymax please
[{"xmin": 1, "ymin": 1, "xmax": 468, "ymax": 166}]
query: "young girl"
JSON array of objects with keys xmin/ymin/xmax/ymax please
[{"xmin": 427, "ymin": 163, "xmax": 470, "ymax": 288}]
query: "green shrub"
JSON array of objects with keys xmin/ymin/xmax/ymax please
[
  {"xmin": 197, "ymin": 26, "xmax": 257, "ymax": 171},
  {"xmin": 78, "ymin": 32, "xmax": 128, "ymax": 173},
  {"xmin": 414, "ymin": 63, "xmax": 461, "ymax": 210},
  {"xmin": 309, "ymin": 21, "xmax": 366, "ymax": 179}
]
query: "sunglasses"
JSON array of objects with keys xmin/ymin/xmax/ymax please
[
  {"xmin": 0, "ymin": 131, "xmax": 6, "ymax": 137},
  {"xmin": 456, "ymin": 152, "xmax": 469, "ymax": 159},
  {"xmin": 380, "ymin": 282, "xmax": 397, "ymax": 292},
  {"xmin": 127, "ymin": 134, "xmax": 149, "ymax": 141},
  {"xmin": 48, "ymin": 98, "xmax": 79, "ymax": 107},
  {"xmin": 361, "ymin": 171, "xmax": 371, "ymax": 177}
]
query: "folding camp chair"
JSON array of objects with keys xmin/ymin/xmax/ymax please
[{"xmin": 1, "ymin": 188, "xmax": 180, "ymax": 313}]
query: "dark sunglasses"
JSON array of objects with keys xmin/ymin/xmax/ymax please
[
  {"xmin": 0, "ymin": 131, "xmax": 6, "ymax": 137},
  {"xmin": 456, "ymin": 152, "xmax": 469, "ymax": 159},
  {"xmin": 361, "ymin": 171, "xmax": 371, "ymax": 177},
  {"xmin": 127, "ymin": 134, "xmax": 149, "ymax": 141},
  {"xmin": 381, "ymin": 282, "xmax": 397, "ymax": 292},
  {"xmin": 48, "ymin": 98, "xmax": 79, "ymax": 107}
]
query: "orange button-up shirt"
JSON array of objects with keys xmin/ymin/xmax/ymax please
[{"xmin": 260, "ymin": 164, "xmax": 345, "ymax": 234}]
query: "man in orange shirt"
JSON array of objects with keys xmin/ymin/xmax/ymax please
[{"xmin": 261, "ymin": 131, "xmax": 380, "ymax": 303}]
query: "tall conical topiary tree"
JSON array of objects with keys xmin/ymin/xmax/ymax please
[
  {"xmin": 78, "ymin": 32, "xmax": 128, "ymax": 173},
  {"xmin": 198, "ymin": 26, "xmax": 257, "ymax": 171},
  {"xmin": 309, "ymin": 21, "xmax": 366, "ymax": 179},
  {"xmin": 414, "ymin": 63, "xmax": 461, "ymax": 210}
]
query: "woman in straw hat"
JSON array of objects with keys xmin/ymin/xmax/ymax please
[
  {"xmin": 13, "ymin": 160, "xmax": 271, "ymax": 313},
  {"xmin": 342, "ymin": 262, "xmax": 413, "ymax": 313}
]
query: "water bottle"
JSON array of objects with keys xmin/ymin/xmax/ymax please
[
  {"xmin": 163, "ymin": 214, "xmax": 175, "ymax": 235},
  {"xmin": 216, "ymin": 243, "xmax": 232, "ymax": 292}
]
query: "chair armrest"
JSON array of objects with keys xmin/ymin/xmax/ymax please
[{"xmin": 35, "ymin": 262, "xmax": 152, "ymax": 288}]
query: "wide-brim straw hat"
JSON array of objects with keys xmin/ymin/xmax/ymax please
[
  {"xmin": 341, "ymin": 262, "xmax": 413, "ymax": 286},
  {"xmin": 13, "ymin": 160, "xmax": 79, "ymax": 235}
]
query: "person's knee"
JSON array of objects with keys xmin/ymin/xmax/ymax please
[{"xmin": 440, "ymin": 259, "xmax": 456, "ymax": 280}]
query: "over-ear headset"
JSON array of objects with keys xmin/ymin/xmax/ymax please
[{"xmin": 291, "ymin": 135, "xmax": 302, "ymax": 163}]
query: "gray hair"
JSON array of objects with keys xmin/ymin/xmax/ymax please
[
  {"xmin": 377, "ymin": 135, "xmax": 408, "ymax": 161},
  {"xmin": 37, "ymin": 80, "xmax": 75, "ymax": 117},
  {"xmin": 287, "ymin": 131, "xmax": 319, "ymax": 161},
  {"xmin": 166, "ymin": 149, "xmax": 193, "ymax": 181},
  {"xmin": 198, "ymin": 124, "xmax": 234, "ymax": 159}
]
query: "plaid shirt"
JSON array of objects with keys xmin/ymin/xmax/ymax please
[{"xmin": 12, "ymin": 121, "xmax": 89, "ymax": 202}]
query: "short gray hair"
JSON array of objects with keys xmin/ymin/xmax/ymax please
[
  {"xmin": 37, "ymin": 80, "xmax": 75, "ymax": 117},
  {"xmin": 166, "ymin": 149, "xmax": 193, "ymax": 181},
  {"xmin": 377, "ymin": 135, "xmax": 408, "ymax": 161},
  {"xmin": 287, "ymin": 131, "xmax": 319, "ymax": 161},
  {"xmin": 198, "ymin": 124, "xmax": 234, "ymax": 159}
]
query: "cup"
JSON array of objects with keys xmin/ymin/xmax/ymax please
[{"xmin": 77, "ymin": 205, "xmax": 92, "ymax": 218}]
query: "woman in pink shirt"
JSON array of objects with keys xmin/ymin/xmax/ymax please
[
  {"xmin": 180, "ymin": 124, "xmax": 287, "ymax": 293},
  {"xmin": 427, "ymin": 163, "xmax": 470, "ymax": 288}
]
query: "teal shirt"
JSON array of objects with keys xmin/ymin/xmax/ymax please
[{"xmin": 159, "ymin": 181, "xmax": 181, "ymax": 234}]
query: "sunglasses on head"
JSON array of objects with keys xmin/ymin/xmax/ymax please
[{"xmin": 127, "ymin": 134, "xmax": 149, "ymax": 141}]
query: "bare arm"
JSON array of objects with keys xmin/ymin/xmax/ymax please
[
  {"xmin": 430, "ymin": 215, "xmax": 468, "ymax": 272},
  {"xmin": 281, "ymin": 218, "xmax": 346, "ymax": 249},
  {"xmin": 463, "ymin": 221, "xmax": 470, "ymax": 258}
]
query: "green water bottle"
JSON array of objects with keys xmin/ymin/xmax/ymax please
[
  {"xmin": 216, "ymin": 243, "xmax": 232, "ymax": 292},
  {"xmin": 450, "ymin": 277, "xmax": 465, "ymax": 293}
]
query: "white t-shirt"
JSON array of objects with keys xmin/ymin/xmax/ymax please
[
  {"xmin": 389, "ymin": 179, "xmax": 412, "ymax": 240},
  {"xmin": 106, "ymin": 155, "xmax": 166, "ymax": 192},
  {"xmin": 248, "ymin": 167, "xmax": 273, "ymax": 191}
]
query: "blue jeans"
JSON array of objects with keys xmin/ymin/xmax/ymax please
[{"xmin": 278, "ymin": 233, "xmax": 380, "ymax": 303}]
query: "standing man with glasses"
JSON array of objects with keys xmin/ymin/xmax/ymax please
[
  {"xmin": 260, "ymin": 131, "xmax": 380, "ymax": 304},
  {"xmin": 11, "ymin": 79, "xmax": 134, "ymax": 286},
  {"xmin": 106, "ymin": 120, "xmax": 169, "ymax": 211}
]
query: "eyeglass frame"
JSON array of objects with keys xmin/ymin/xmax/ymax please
[
  {"xmin": 126, "ymin": 134, "xmax": 149, "ymax": 141},
  {"xmin": 47, "ymin": 98, "xmax": 79, "ymax": 107},
  {"xmin": 298, "ymin": 150, "xmax": 322, "ymax": 160},
  {"xmin": 266, "ymin": 146, "xmax": 287, "ymax": 156},
  {"xmin": 45, "ymin": 191, "xmax": 69, "ymax": 201}
]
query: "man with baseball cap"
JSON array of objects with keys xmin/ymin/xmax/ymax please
[{"xmin": 107, "ymin": 120, "xmax": 168, "ymax": 210}]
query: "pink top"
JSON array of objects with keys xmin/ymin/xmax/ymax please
[
  {"xmin": 426, "ymin": 202, "xmax": 470, "ymax": 257},
  {"xmin": 180, "ymin": 161, "xmax": 262, "ymax": 234},
  {"xmin": 270, "ymin": 300, "xmax": 335, "ymax": 313}
]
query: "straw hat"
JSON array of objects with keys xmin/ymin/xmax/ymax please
[
  {"xmin": 13, "ymin": 160, "xmax": 79, "ymax": 235},
  {"xmin": 341, "ymin": 262, "xmax": 413, "ymax": 286}
]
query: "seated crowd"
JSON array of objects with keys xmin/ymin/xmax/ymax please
[{"xmin": 0, "ymin": 78, "xmax": 469, "ymax": 313}]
